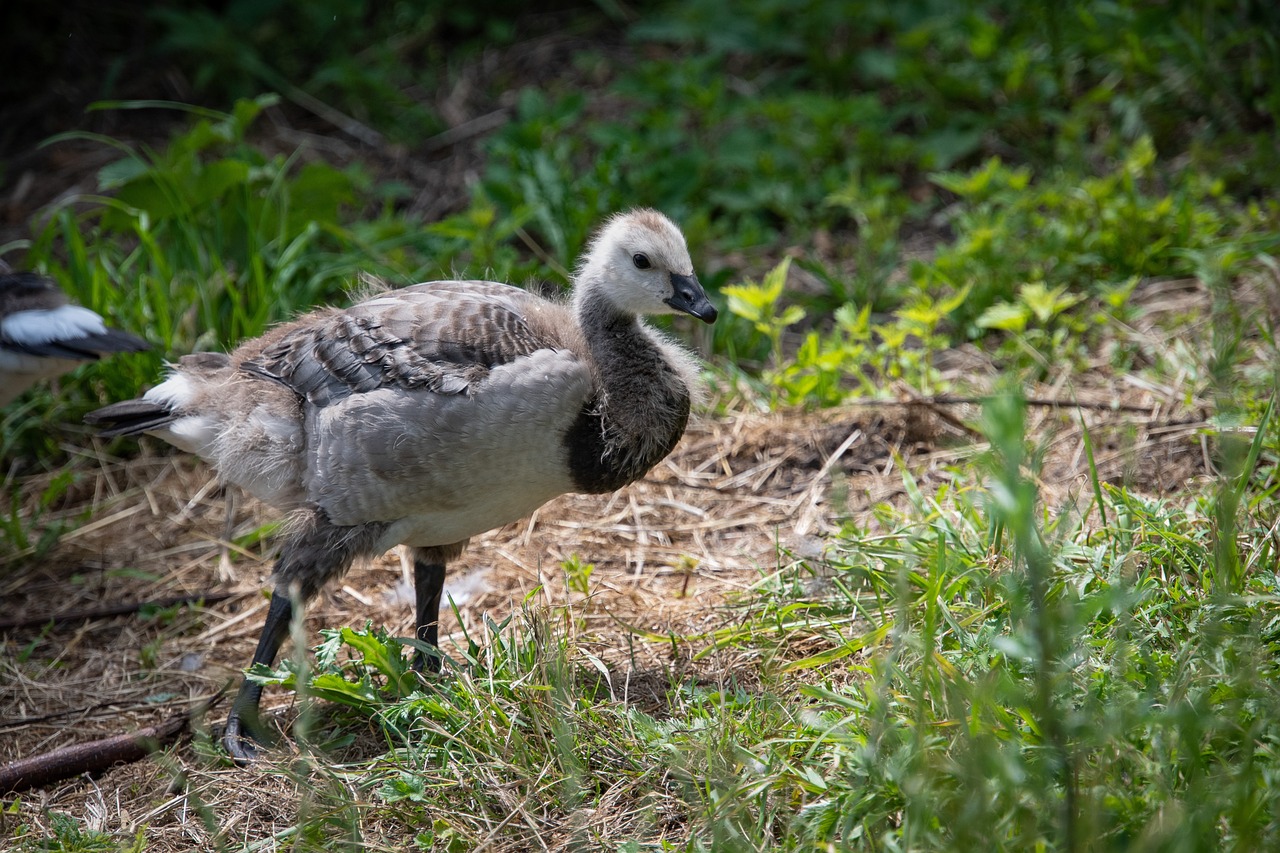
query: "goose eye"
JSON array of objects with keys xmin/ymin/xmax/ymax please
[{"xmin": 632, "ymin": 253, "xmax": 652, "ymax": 270}]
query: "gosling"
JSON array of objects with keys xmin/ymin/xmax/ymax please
[{"xmin": 87, "ymin": 209, "xmax": 717, "ymax": 762}]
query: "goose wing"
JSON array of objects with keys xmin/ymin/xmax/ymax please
[{"xmin": 243, "ymin": 281, "xmax": 560, "ymax": 406}]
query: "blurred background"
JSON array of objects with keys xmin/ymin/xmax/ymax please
[{"xmin": 2, "ymin": 0, "xmax": 1277, "ymax": 439}]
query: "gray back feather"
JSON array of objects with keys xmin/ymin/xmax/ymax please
[{"xmin": 243, "ymin": 282, "xmax": 560, "ymax": 407}]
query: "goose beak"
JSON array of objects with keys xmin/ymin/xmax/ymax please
[{"xmin": 666, "ymin": 272, "xmax": 718, "ymax": 324}]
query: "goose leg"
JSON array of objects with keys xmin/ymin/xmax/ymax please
[
  {"xmin": 222, "ymin": 511, "xmax": 388, "ymax": 763},
  {"xmin": 223, "ymin": 591, "xmax": 292, "ymax": 764},
  {"xmin": 412, "ymin": 556, "xmax": 447, "ymax": 673}
]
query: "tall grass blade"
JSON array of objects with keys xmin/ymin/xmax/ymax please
[{"xmin": 1079, "ymin": 412, "xmax": 1107, "ymax": 528}]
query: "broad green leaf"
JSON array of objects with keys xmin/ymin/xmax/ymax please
[{"xmin": 977, "ymin": 301, "xmax": 1030, "ymax": 332}]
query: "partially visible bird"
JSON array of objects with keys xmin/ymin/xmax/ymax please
[
  {"xmin": 86, "ymin": 208, "xmax": 718, "ymax": 762},
  {"xmin": 0, "ymin": 269, "xmax": 150, "ymax": 407}
]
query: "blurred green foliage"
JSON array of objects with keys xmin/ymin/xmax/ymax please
[
  {"xmin": 4, "ymin": 0, "xmax": 1278, "ymax": 465},
  {"xmin": 150, "ymin": 0, "xmax": 548, "ymax": 144}
]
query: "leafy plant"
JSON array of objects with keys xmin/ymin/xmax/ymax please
[
  {"xmin": 561, "ymin": 553, "xmax": 596, "ymax": 597},
  {"xmin": 977, "ymin": 280, "xmax": 1088, "ymax": 375},
  {"xmin": 823, "ymin": 171, "xmax": 908, "ymax": 310},
  {"xmin": 721, "ymin": 258, "xmax": 803, "ymax": 371},
  {"xmin": 723, "ymin": 261, "xmax": 968, "ymax": 406},
  {"xmin": 924, "ymin": 140, "xmax": 1260, "ymax": 336}
]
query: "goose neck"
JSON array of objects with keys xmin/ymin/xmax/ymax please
[
  {"xmin": 576, "ymin": 286, "xmax": 644, "ymax": 351},
  {"xmin": 564, "ymin": 283, "xmax": 692, "ymax": 494}
]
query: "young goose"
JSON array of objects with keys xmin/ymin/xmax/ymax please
[
  {"xmin": 0, "ymin": 270, "xmax": 150, "ymax": 407},
  {"xmin": 87, "ymin": 209, "xmax": 717, "ymax": 762}
]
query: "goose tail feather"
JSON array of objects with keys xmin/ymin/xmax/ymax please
[{"xmin": 85, "ymin": 398, "xmax": 176, "ymax": 437}]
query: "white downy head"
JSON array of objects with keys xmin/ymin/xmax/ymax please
[{"xmin": 574, "ymin": 209, "xmax": 717, "ymax": 324}]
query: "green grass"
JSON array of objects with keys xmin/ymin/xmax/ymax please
[
  {"xmin": 6, "ymin": 0, "xmax": 1280, "ymax": 849},
  {"xmin": 232, "ymin": 394, "xmax": 1277, "ymax": 851}
]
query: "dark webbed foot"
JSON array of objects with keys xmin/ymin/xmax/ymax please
[{"xmin": 223, "ymin": 689, "xmax": 269, "ymax": 765}]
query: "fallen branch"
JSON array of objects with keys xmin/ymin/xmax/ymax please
[
  {"xmin": 0, "ymin": 700, "xmax": 132, "ymax": 731},
  {"xmin": 0, "ymin": 689, "xmax": 225, "ymax": 793},
  {"xmin": 0, "ymin": 591, "xmax": 233, "ymax": 632},
  {"xmin": 930, "ymin": 393, "xmax": 1168, "ymax": 414}
]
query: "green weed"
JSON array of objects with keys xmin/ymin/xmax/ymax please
[
  {"xmin": 723, "ymin": 259, "xmax": 966, "ymax": 405},
  {"xmin": 562, "ymin": 553, "xmax": 596, "ymax": 597}
]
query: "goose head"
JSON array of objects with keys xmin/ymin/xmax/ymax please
[{"xmin": 576, "ymin": 209, "xmax": 718, "ymax": 324}]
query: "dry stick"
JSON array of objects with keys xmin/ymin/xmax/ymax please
[
  {"xmin": 940, "ymin": 394, "xmax": 1171, "ymax": 414},
  {"xmin": 0, "ymin": 716, "xmax": 185, "ymax": 793},
  {"xmin": 0, "ymin": 699, "xmax": 182, "ymax": 731},
  {"xmin": 514, "ymin": 226, "xmax": 571, "ymax": 280},
  {"xmin": 0, "ymin": 591, "xmax": 233, "ymax": 632},
  {"xmin": 249, "ymin": 67, "xmax": 383, "ymax": 147},
  {"xmin": 0, "ymin": 688, "xmax": 226, "ymax": 794},
  {"xmin": 851, "ymin": 394, "xmax": 1178, "ymax": 415},
  {"xmin": 908, "ymin": 396, "xmax": 985, "ymax": 439}
]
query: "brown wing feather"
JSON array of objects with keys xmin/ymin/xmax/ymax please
[{"xmin": 243, "ymin": 282, "xmax": 560, "ymax": 407}]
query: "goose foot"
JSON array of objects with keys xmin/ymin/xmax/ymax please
[
  {"xmin": 222, "ymin": 708, "xmax": 265, "ymax": 765},
  {"xmin": 221, "ymin": 592, "xmax": 292, "ymax": 764}
]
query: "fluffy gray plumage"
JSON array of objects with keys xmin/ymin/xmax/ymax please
[{"xmin": 86, "ymin": 208, "xmax": 717, "ymax": 761}]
